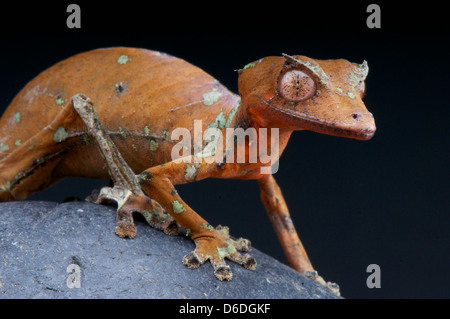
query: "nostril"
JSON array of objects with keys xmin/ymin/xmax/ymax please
[{"xmin": 351, "ymin": 113, "xmax": 360, "ymax": 120}]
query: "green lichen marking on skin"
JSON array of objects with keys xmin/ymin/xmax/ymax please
[
  {"xmin": 196, "ymin": 102, "xmax": 241, "ymax": 159},
  {"xmin": 208, "ymin": 112, "xmax": 227, "ymax": 129},
  {"xmin": 349, "ymin": 72, "xmax": 361, "ymax": 87},
  {"xmin": 14, "ymin": 140, "xmax": 21, "ymax": 146},
  {"xmin": 209, "ymin": 104, "xmax": 239, "ymax": 130},
  {"xmin": 82, "ymin": 135, "xmax": 90, "ymax": 145},
  {"xmin": 150, "ymin": 139, "xmax": 159, "ymax": 151},
  {"xmin": 184, "ymin": 165, "xmax": 197, "ymax": 181},
  {"xmin": 118, "ymin": 127, "xmax": 127, "ymax": 138},
  {"xmin": 154, "ymin": 206, "xmax": 167, "ymax": 219},
  {"xmin": 117, "ymin": 55, "xmax": 130, "ymax": 65},
  {"xmin": 201, "ymin": 223, "xmax": 214, "ymax": 231},
  {"xmin": 138, "ymin": 171, "xmax": 153, "ymax": 183},
  {"xmin": 218, "ymin": 226, "xmax": 229, "ymax": 237},
  {"xmin": 336, "ymin": 87, "xmax": 344, "ymax": 93},
  {"xmin": 243, "ymin": 62, "xmax": 256, "ymax": 70},
  {"xmin": 348, "ymin": 92, "xmax": 356, "ymax": 99},
  {"xmin": 55, "ymin": 97, "xmax": 64, "ymax": 106},
  {"xmin": 172, "ymin": 200, "xmax": 186, "ymax": 215},
  {"xmin": 216, "ymin": 240, "xmax": 237, "ymax": 259},
  {"xmin": 0, "ymin": 181, "xmax": 11, "ymax": 191},
  {"xmin": 141, "ymin": 209, "xmax": 152, "ymax": 221},
  {"xmin": 164, "ymin": 129, "xmax": 170, "ymax": 141},
  {"xmin": 349, "ymin": 61, "xmax": 369, "ymax": 87},
  {"xmin": 53, "ymin": 126, "xmax": 68, "ymax": 143},
  {"xmin": 144, "ymin": 126, "xmax": 150, "ymax": 136},
  {"xmin": 0, "ymin": 143, "xmax": 9, "ymax": 151},
  {"xmin": 14, "ymin": 112, "xmax": 21, "ymax": 123},
  {"xmin": 203, "ymin": 88, "xmax": 222, "ymax": 106},
  {"xmin": 225, "ymin": 102, "xmax": 240, "ymax": 128}
]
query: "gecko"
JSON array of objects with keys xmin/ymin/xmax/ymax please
[{"xmin": 0, "ymin": 48, "xmax": 375, "ymax": 292}]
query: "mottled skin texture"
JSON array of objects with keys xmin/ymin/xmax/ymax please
[
  {"xmin": 0, "ymin": 48, "xmax": 239, "ymax": 181},
  {"xmin": 0, "ymin": 48, "xmax": 375, "ymax": 287}
]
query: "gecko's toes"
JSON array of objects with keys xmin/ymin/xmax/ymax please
[
  {"xmin": 227, "ymin": 252, "xmax": 257, "ymax": 270},
  {"xmin": 115, "ymin": 221, "xmax": 137, "ymax": 239},
  {"xmin": 305, "ymin": 270, "xmax": 341, "ymax": 296},
  {"xmin": 235, "ymin": 237, "xmax": 252, "ymax": 253},
  {"xmin": 242, "ymin": 253, "xmax": 257, "ymax": 270},
  {"xmin": 183, "ymin": 251, "xmax": 205, "ymax": 269},
  {"xmin": 213, "ymin": 264, "xmax": 233, "ymax": 281},
  {"xmin": 163, "ymin": 220, "xmax": 180, "ymax": 236},
  {"xmin": 216, "ymin": 225, "xmax": 252, "ymax": 253}
]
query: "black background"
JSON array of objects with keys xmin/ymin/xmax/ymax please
[{"xmin": 0, "ymin": 1, "xmax": 448, "ymax": 299}]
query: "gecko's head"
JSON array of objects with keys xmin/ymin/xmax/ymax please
[{"xmin": 238, "ymin": 54, "xmax": 376, "ymax": 140}]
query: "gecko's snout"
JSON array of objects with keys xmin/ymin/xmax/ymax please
[{"xmin": 350, "ymin": 111, "xmax": 376, "ymax": 140}]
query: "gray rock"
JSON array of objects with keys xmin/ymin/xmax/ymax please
[{"xmin": 0, "ymin": 201, "xmax": 339, "ymax": 299}]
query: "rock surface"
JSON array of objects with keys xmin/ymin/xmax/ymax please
[{"xmin": 0, "ymin": 201, "xmax": 339, "ymax": 299}]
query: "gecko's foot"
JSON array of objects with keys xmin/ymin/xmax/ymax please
[
  {"xmin": 87, "ymin": 186, "xmax": 179, "ymax": 238},
  {"xmin": 182, "ymin": 226, "xmax": 257, "ymax": 281},
  {"xmin": 305, "ymin": 270, "xmax": 341, "ymax": 296}
]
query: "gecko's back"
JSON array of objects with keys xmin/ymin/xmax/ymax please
[{"xmin": 0, "ymin": 47, "xmax": 240, "ymax": 175}]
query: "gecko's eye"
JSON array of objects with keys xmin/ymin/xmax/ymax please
[{"xmin": 279, "ymin": 69, "xmax": 316, "ymax": 102}]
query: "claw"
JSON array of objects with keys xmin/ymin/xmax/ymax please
[
  {"xmin": 183, "ymin": 251, "xmax": 205, "ymax": 269},
  {"xmin": 213, "ymin": 264, "xmax": 232, "ymax": 281},
  {"xmin": 242, "ymin": 254, "xmax": 257, "ymax": 270}
]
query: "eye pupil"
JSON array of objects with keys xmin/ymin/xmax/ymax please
[{"xmin": 279, "ymin": 70, "xmax": 316, "ymax": 101}]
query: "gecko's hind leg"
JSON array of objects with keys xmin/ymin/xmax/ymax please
[
  {"xmin": 0, "ymin": 96, "xmax": 86, "ymax": 201},
  {"xmin": 72, "ymin": 93, "xmax": 179, "ymax": 238}
]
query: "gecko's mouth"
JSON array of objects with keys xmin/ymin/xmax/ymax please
[
  {"xmin": 303, "ymin": 118, "xmax": 376, "ymax": 141},
  {"xmin": 264, "ymin": 98, "xmax": 376, "ymax": 140}
]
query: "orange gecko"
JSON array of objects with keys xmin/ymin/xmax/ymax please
[{"xmin": 0, "ymin": 48, "xmax": 375, "ymax": 291}]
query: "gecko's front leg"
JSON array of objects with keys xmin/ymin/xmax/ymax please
[
  {"xmin": 138, "ymin": 157, "xmax": 257, "ymax": 281},
  {"xmin": 258, "ymin": 174, "xmax": 340, "ymax": 296},
  {"xmin": 71, "ymin": 94, "xmax": 179, "ymax": 238}
]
